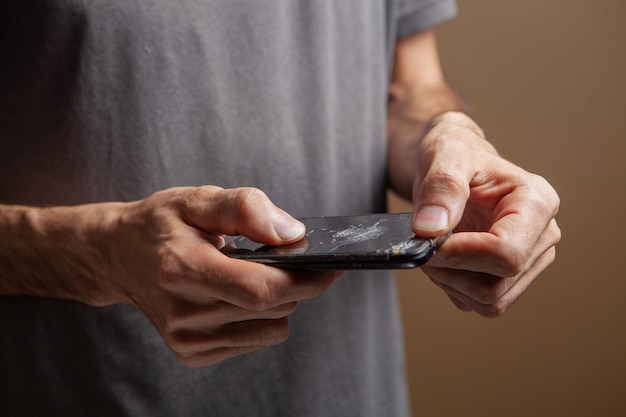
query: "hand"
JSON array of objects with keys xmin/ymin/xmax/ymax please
[
  {"xmin": 106, "ymin": 186, "xmax": 340, "ymax": 366},
  {"xmin": 411, "ymin": 112, "xmax": 561, "ymax": 317}
]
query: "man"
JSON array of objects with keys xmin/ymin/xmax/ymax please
[{"xmin": 0, "ymin": 1, "xmax": 560, "ymax": 416}]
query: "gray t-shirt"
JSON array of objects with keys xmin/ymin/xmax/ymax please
[{"xmin": 0, "ymin": 1, "xmax": 456, "ymax": 416}]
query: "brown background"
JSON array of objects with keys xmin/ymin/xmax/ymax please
[{"xmin": 392, "ymin": 0, "xmax": 626, "ymax": 416}]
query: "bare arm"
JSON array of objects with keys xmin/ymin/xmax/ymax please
[
  {"xmin": 387, "ymin": 30, "xmax": 561, "ymax": 317},
  {"xmin": 387, "ymin": 30, "xmax": 470, "ymax": 199},
  {"xmin": 0, "ymin": 202, "xmax": 129, "ymax": 305},
  {"xmin": 0, "ymin": 187, "xmax": 340, "ymax": 366}
]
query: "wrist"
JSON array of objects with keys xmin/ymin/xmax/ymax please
[
  {"xmin": 429, "ymin": 111, "xmax": 486, "ymax": 140},
  {"xmin": 426, "ymin": 111, "xmax": 498, "ymax": 157},
  {"xmin": 0, "ymin": 202, "xmax": 129, "ymax": 306}
]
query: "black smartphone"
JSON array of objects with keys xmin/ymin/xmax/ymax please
[{"xmin": 221, "ymin": 212, "xmax": 449, "ymax": 270}]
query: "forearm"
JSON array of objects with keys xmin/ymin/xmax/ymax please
[{"xmin": 0, "ymin": 203, "xmax": 126, "ymax": 306}]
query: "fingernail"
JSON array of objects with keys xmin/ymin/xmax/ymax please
[
  {"xmin": 414, "ymin": 206, "xmax": 449, "ymax": 233},
  {"xmin": 274, "ymin": 215, "xmax": 305, "ymax": 242}
]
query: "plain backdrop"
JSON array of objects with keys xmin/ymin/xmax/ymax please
[{"xmin": 391, "ymin": 0, "xmax": 626, "ymax": 416}]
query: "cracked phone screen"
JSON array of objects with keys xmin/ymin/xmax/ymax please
[
  {"xmin": 226, "ymin": 213, "xmax": 419, "ymax": 256},
  {"xmin": 221, "ymin": 213, "xmax": 447, "ymax": 269}
]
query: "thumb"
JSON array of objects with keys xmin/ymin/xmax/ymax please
[
  {"xmin": 411, "ymin": 170, "xmax": 470, "ymax": 237},
  {"xmin": 185, "ymin": 186, "xmax": 305, "ymax": 245}
]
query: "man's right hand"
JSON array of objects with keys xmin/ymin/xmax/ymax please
[{"xmin": 0, "ymin": 186, "xmax": 341, "ymax": 367}]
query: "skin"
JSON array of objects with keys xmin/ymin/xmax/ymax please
[
  {"xmin": 0, "ymin": 187, "xmax": 340, "ymax": 367},
  {"xmin": 0, "ymin": 29, "xmax": 561, "ymax": 367},
  {"xmin": 388, "ymin": 30, "xmax": 561, "ymax": 318}
]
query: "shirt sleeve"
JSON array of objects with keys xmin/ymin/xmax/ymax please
[{"xmin": 395, "ymin": 0, "xmax": 458, "ymax": 38}]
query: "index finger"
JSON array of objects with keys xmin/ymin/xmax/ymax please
[
  {"xmin": 170, "ymin": 244, "xmax": 341, "ymax": 311},
  {"xmin": 216, "ymin": 257, "xmax": 342, "ymax": 311},
  {"xmin": 428, "ymin": 181, "xmax": 559, "ymax": 277}
]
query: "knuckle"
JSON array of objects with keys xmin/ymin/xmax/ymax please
[
  {"xmin": 171, "ymin": 186, "xmax": 222, "ymax": 221},
  {"xmin": 274, "ymin": 324, "xmax": 291, "ymax": 344},
  {"xmin": 496, "ymin": 248, "xmax": 527, "ymax": 277},
  {"xmin": 165, "ymin": 332, "xmax": 197, "ymax": 357},
  {"xmin": 259, "ymin": 319, "xmax": 291, "ymax": 346},
  {"xmin": 176, "ymin": 186, "xmax": 215, "ymax": 211},
  {"xmin": 527, "ymin": 174, "xmax": 561, "ymax": 216},
  {"xmin": 231, "ymin": 187, "xmax": 268, "ymax": 219},
  {"xmin": 550, "ymin": 222, "xmax": 562, "ymax": 246},
  {"xmin": 186, "ymin": 186, "xmax": 209, "ymax": 204},
  {"xmin": 422, "ymin": 169, "xmax": 469, "ymax": 198},
  {"xmin": 161, "ymin": 305, "xmax": 194, "ymax": 334},
  {"xmin": 276, "ymin": 301, "xmax": 298, "ymax": 317},
  {"xmin": 472, "ymin": 278, "xmax": 511, "ymax": 305},
  {"xmin": 188, "ymin": 185, "xmax": 223, "ymax": 202},
  {"xmin": 162, "ymin": 315, "xmax": 181, "ymax": 334},
  {"xmin": 478, "ymin": 301, "xmax": 508, "ymax": 319},
  {"xmin": 474, "ymin": 288, "xmax": 498, "ymax": 306},
  {"xmin": 236, "ymin": 278, "xmax": 277, "ymax": 311}
]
